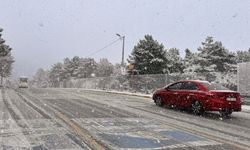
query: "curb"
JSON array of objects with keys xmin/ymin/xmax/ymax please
[{"xmin": 94, "ymin": 90, "xmax": 152, "ymax": 99}]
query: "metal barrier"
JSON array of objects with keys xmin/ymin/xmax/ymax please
[
  {"xmin": 65, "ymin": 72, "xmax": 237, "ymax": 93},
  {"xmin": 238, "ymin": 62, "xmax": 250, "ymax": 96}
]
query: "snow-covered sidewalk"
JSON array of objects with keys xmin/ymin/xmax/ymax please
[
  {"xmin": 242, "ymin": 105, "xmax": 250, "ymax": 112},
  {"xmin": 83, "ymin": 89, "xmax": 152, "ymax": 98},
  {"xmin": 84, "ymin": 89, "xmax": 250, "ymax": 113}
]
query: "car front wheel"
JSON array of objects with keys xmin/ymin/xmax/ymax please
[{"xmin": 191, "ymin": 100, "xmax": 204, "ymax": 115}]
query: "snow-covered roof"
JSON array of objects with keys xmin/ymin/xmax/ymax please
[{"xmin": 19, "ymin": 76, "xmax": 28, "ymax": 79}]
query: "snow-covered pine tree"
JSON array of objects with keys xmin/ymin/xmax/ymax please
[
  {"xmin": 0, "ymin": 28, "xmax": 14, "ymax": 85},
  {"xmin": 236, "ymin": 48, "xmax": 250, "ymax": 63},
  {"xmin": 49, "ymin": 63, "xmax": 64, "ymax": 87},
  {"xmin": 96, "ymin": 58, "xmax": 114, "ymax": 77},
  {"xmin": 80, "ymin": 58, "xmax": 98, "ymax": 78},
  {"xmin": 128, "ymin": 35, "xmax": 168, "ymax": 74},
  {"xmin": 71, "ymin": 56, "xmax": 81, "ymax": 78},
  {"xmin": 166, "ymin": 48, "xmax": 184, "ymax": 73},
  {"xmin": 183, "ymin": 49, "xmax": 199, "ymax": 73},
  {"xmin": 195, "ymin": 36, "xmax": 234, "ymax": 73},
  {"xmin": 62, "ymin": 58, "xmax": 73, "ymax": 79},
  {"xmin": 33, "ymin": 68, "xmax": 49, "ymax": 87}
]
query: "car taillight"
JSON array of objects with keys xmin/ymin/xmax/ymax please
[{"xmin": 238, "ymin": 95, "xmax": 243, "ymax": 103}]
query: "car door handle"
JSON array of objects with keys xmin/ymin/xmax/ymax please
[
  {"xmin": 174, "ymin": 92, "xmax": 178, "ymax": 95},
  {"xmin": 189, "ymin": 93, "xmax": 195, "ymax": 96}
]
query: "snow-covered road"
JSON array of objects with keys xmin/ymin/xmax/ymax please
[{"xmin": 1, "ymin": 88, "xmax": 250, "ymax": 150}]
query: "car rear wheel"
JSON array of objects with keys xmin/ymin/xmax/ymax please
[
  {"xmin": 219, "ymin": 109, "xmax": 232, "ymax": 118},
  {"xmin": 155, "ymin": 96, "xmax": 163, "ymax": 107},
  {"xmin": 191, "ymin": 100, "xmax": 204, "ymax": 115}
]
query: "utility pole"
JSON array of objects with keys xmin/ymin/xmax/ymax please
[{"xmin": 116, "ymin": 33, "xmax": 125, "ymax": 66}]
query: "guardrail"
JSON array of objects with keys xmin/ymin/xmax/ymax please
[{"xmin": 242, "ymin": 96, "xmax": 250, "ymax": 105}]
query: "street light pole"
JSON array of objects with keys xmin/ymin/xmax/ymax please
[
  {"xmin": 122, "ymin": 36, "xmax": 125, "ymax": 66},
  {"xmin": 116, "ymin": 33, "xmax": 125, "ymax": 66}
]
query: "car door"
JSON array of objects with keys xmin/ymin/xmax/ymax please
[
  {"xmin": 164, "ymin": 82, "xmax": 183, "ymax": 107},
  {"xmin": 178, "ymin": 82, "xmax": 199, "ymax": 108}
]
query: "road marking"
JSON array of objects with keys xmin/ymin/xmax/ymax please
[
  {"xmin": 85, "ymin": 89, "xmax": 250, "ymax": 150},
  {"xmin": 75, "ymin": 90, "xmax": 250, "ymax": 150},
  {"xmin": 11, "ymin": 90, "xmax": 91, "ymax": 149},
  {"xmin": 56, "ymin": 110, "xmax": 107, "ymax": 150},
  {"xmin": 16, "ymin": 92, "xmax": 52, "ymax": 119},
  {"xmin": 152, "ymin": 114, "xmax": 250, "ymax": 150},
  {"xmin": 0, "ymin": 89, "xmax": 31, "ymax": 149},
  {"xmin": 122, "ymin": 106, "xmax": 250, "ymax": 150},
  {"xmin": 19, "ymin": 88, "xmax": 250, "ymax": 150},
  {"xmin": 74, "ymin": 117, "xmax": 223, "ymax": 149}
]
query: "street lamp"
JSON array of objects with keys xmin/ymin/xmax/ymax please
[{"xmin": 116, "ymin": 33, "xmax": 125, "ymax": 66}]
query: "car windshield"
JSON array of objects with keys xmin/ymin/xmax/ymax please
[
  {"xmin": 201, "ymin": 82, "xmax": 229, "ymax": 91},
  {"xmin": 20, "ymin": 78, "xmax": 28, "ymax": 82}
]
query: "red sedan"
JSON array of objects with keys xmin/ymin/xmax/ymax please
[{"xmin": 153, "ymin": 80, "xmax": 242, "ymax": 116}]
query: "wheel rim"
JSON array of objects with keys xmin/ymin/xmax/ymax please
[
  {"xmin": 155, "ymin": 97, "xmax": 162, "ymax": 106},
  {"xmin": 192, "ymin": 101, "xmax": 201, "ymax": 114}
]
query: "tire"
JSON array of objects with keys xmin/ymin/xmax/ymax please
[
  {"xmin": 191, "ymin": 100, "xmax": 204, "ymax": 115},
  {"xmin": 155, "ymin": 96, "xmax": 164, "ymax": 107},
  {"xmin": 219, "ymin": 109, "xmax": 232, "ymax": 118}
]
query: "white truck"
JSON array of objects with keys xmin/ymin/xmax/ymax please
[{"xmin": 19, "ymin": 76, "xmax": 28, "ymax": 88}]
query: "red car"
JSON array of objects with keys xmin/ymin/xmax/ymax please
[{"xmin": 153, "ymin": 80, "xmax": 242, "ymax": 116}]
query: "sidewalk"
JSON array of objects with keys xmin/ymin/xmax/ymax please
[
  {"xmin": 242, "ymin": 105, "xmax": 250, "ymax": 112},
  {"xmin": 84, "ymin": 89, "xmax": 250, "ymax": 113},
  {"xmin": 85, "ymin": 89, "xmax": 152, "ymax": 98}
]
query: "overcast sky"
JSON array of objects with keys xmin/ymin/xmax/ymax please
[{"xmin": 0, "ymin": 0, "xmax": 250, "ymax": 77}]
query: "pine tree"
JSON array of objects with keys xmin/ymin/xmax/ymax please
[
  {"xmin": 33, "ymin": 68, "xmax": 49, "ymax": 87},
  {"xmin": 49, "ymin": 63, "xmax": 64, "ymax": 87},
  {"xmin": 96, "ymin": 58, "xmax": 114, "ymax": 77},
  {"xmin": 195, "ymin": 36, "xmax": 233, "ymax": 73},
  {"xmin": 0, "ymin": 28, "xmax": 14, "ymax": 85},
  {"xmin": 184, "ymin": 49, "xmax": 192, "ymax": 60},
  {"xmin": 236, "ymin": 49, "xmax": 250, "ymax": 63},
  {"xmin": 128, "ymin": 35, "xmax": 167, "ymax": 74},
  {"xmin": 71, "ymin": 56, "xmax": 81, "ymax": 78},
  {"xmin": 111, "ymin": 63, "xmax": 123, "ymax": 76},
  {"xmin": 79, "ymin": 58, "xmax": 97, "ymax": 78},
  {"xmin": 183, "ymin": 49, "xmax": 193, "ymax": 70},
  {"xmin": 166, "ymin": 48, "xmax": 184, "ymax": 73}
]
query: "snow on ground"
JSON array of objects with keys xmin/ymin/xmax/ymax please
[
  {"xmin": 242, "ymin": 105, "xmax": 250, "ymax": 112},
  {"xmin": 83, "ymin": 89, "xmax": 152, "ymax": 98}
]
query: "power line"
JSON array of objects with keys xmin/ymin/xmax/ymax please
[{"xmin": 87, "ymin": 38, "xmax": 121, "ymax": 57}]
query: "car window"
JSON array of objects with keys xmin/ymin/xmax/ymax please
[
  {"xmin": 181, "ymin": 82, "xmax": 199, "ymax": 90},
  {"xmin": 167, "ymin": 82, "xmax": 183, "ymax": 90},
  {"xmin": 201, "ymin": 82, "xmax": 229, "ymax": 90}
]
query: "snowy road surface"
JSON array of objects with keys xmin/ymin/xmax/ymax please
[{"xmin": 1, "ymin": 88, "xmax": 250, "ymax": 150}]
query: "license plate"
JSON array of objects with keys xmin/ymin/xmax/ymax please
[{"xmin": 226, "ymin": 97, "xmax": 236, "ymax": 101}]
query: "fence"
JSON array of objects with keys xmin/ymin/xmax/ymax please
[{"xmin": 63, "ymin": 72, "xmax": 237, "ymax": 94}]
